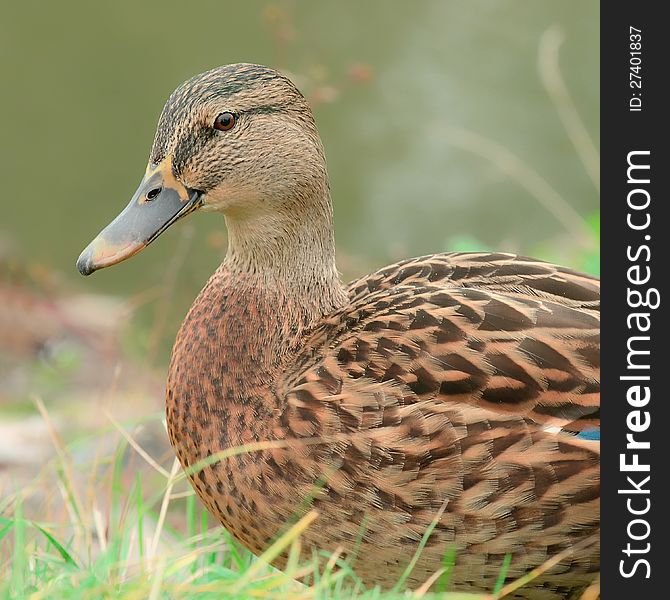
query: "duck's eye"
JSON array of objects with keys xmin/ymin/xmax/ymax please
[{"xmin": 214, "ymin": 112, "xmax": 236, "ymax": 132}]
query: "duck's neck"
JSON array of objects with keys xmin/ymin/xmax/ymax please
[
  {"xmin": 169, "ymin": 192, "xmax": 349, "ymax": 449},
  {"xmin": 222, "ymin": 192, "xmax": 349, "ymax": 321}
]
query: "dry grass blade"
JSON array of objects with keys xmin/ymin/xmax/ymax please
[
  {"xmin": 298, "ymin": 546, "xmax": 347, "ymax": 598},
  {"xmin": 121, "ymin": 524, "xmax": 138, "ymax": 581},
  {"xmin": 579, "ymin": 576, "xmax": 600, "ymax": 600},
  {"xmin": 32, "ymin": 396, "xmax": 85, "ymax": 526},
  {"xmin": 229, "ymin": 510, "xmax": 320, "ymax": 592},
  {"xmin": 539, "ymin": 25, "xmax": 600, "ymax": 192},
  {"xmin": 92, "ymin": 503, "xmax": 107, "ymax": 552},
  {"xmin": 285, "ymin": 538, "xmax": 303, "ymax": 585},
  {"xmin": 173, "ymin": 436, "xmax": 348, "ymax": 487},
  {"xmin": 412, "ymin": 567, "xmax": 446, "ymax": 597},
  {"xmin": 104, "ymin": 409, "xmax": 170, "ymax": 478},
  {"xmin": 169, "ymin": 490, "xmax": 196, "ymax": 500},
  {"xmin": 148, "ymin": 556, "xmax": 167, "ymax": 600},
  {"xmin": 324, "ymin": 545, "xmax": 344, "ymax": 574},
  {"xmin": 440, "ymin": 126, "xmax": 596, "ymax": 250},
  {"xmin": 176, "ymin": 544, "xmax": 227, "ymax": 586},
  {"xmin": 494, "ymin": 535, "xmax": 599, "ymax": 598},
  {"xmin": 149, "ymin": 458, "xmax": 181, "ymax": 562}
]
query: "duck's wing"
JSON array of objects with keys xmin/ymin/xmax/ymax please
[
  {"xmin": 290, "ymin": 252, "xmax": 599, "ymax": 435},
  {"xmin": 349, "ymin": 252, "xmax": 600, "ymax": 311},
  {"xmin": 279, "ymin": 253, "xmax": 599, "ymax": 584}
]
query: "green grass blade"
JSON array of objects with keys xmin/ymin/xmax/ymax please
[
  {"xmin": 391, "ymin": 499, "xmax": 448, "ymax": 592},
  {"xmin": 221, "ymin": 529, "xmax": 247, "ymax": 572},
  {"xmin": 135, "ymin": 472, "xmax": 145, "ymax": 563},
  {"xmin": 12, "ymin": 499, "xmax": 26, "ymax": 596},
  {"xmin": 436, "ymin": 546, "xmax": 457, "ymax": 593},
  {"xmin": 34, "ymin": 524, "xmax": 78, "ymax": 568},
  {"xmin": 0, "ymin": 521, "xmax": 14, "ymax": 544},
  {"xmin": 493, "ymin": 553, "xmax": 512, "ymax": 595}
]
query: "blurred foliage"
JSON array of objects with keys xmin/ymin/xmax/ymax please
[{"xmin": 1, "ymin": 0, "xmax": 599, "ymax": 359}]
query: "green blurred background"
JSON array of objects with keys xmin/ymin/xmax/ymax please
[{"xmin": 1, "ymin": 0, "xmax": 599, "ymax": 360}]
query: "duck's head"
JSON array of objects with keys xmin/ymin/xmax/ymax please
[{"xmin": 77, "ymin": 63, "xmax": 329, "ymax": 276}]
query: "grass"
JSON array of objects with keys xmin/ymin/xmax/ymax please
[
  {"xmin": 2, "ymin": 402, "xmax": 597, "ymax": 600},
  {"xmin": 0, "ymin": 410, "xmax": 503, "ymax": 600}
]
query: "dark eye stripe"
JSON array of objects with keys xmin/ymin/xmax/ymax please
[{"xmin": 246, "ymin": 105, "xmax": 284, "ymax": 115}]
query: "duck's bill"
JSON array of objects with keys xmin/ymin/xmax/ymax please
[{"xmin": 76, "ymin": 162, "xmax": 202, "ymax": 276}]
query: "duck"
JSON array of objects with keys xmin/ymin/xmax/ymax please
[{"xmin": 76, "ymin": 63, "xmax": 600, "ymax": 599}]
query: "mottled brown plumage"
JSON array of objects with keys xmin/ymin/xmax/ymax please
[{"xmin": 79, "ymin": 64, "xmax": 600, "ymax": 599}]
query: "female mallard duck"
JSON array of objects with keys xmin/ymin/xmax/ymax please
[{"xmin": 77, "ymin": 64, "xmax": 599, "ymax": 599}]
